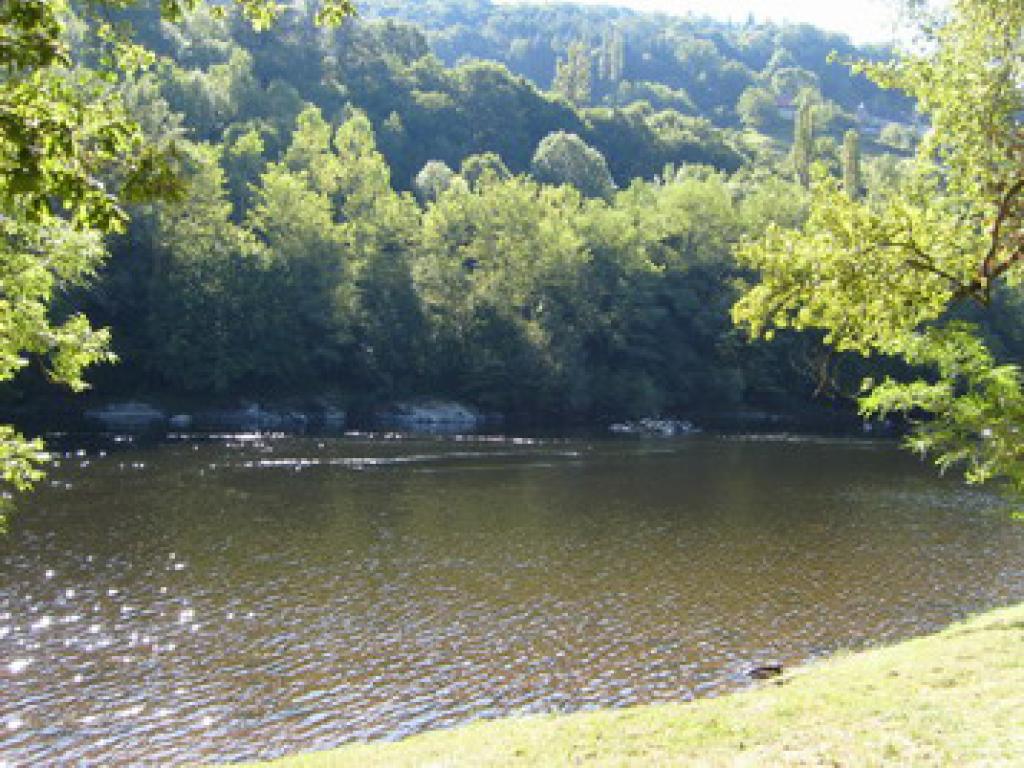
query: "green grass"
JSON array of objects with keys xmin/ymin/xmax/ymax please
[{"xmin": 236, "ymin": 603, "xmax": 1024, "ymax": 767}]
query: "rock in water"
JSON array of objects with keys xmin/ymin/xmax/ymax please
[
  {"xmin": 169, "ymin": 414, "xmax": 193, "ymax": 430},
  {"xmin": 377, "ymin": 401, "xmax": 483, "ymax": 432},
  {"xmin": 747, "ymin": 663, "xmax": 784, "ymax": 680},
  {"xmin": 609, "ymin": 418, "xmax": 700, "ymax": 437},
  {"xmin": 85, "ymin": 402, "xmax": 166, "ymax": 431}
]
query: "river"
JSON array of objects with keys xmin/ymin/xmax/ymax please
[{"xmin": 2, "ymin": 432, "xmax": 1022, "ymax": 765}]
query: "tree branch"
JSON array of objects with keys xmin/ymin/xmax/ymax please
[
  {"xmin": 874, "ymin": 239, "xmax": 979, "ymax": 301},
  {"xmin": 982, "ymin": 177, "xmax": 1024, "ymax": 281}
]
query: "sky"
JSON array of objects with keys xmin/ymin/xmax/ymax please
[{"xmin": 496, "ymin": 0, "xmax": 903, "ymax": 44}]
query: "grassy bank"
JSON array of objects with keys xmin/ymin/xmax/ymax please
[{"xmin": 241, "ymin": 603, "xmax": 1024, "ymax": 767}]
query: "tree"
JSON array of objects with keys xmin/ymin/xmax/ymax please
[
  {"xmin": 598, "ymin": 29, "xmax": 625, "ymax": 84},
  {"xmin": 530, "ymin": 132, "xmax": 615, "ymax": 200},
  {"xmin": 770, "ymin": 66, "xmax": 819, "ymax": 102},
  {"xmin": 0, "ymin": 0, "xmax": 355, "ymax": 507},
  {"xmin": 609, "ymin": 31, "xmax": 625, "ymax": 84},
  {"xmin": 879, "ymin": 121, "xmax": 917, "ymax": 151},
  {"xmin": 460, "ymin": 152, "xmax": 511, "ymax": 189},
  {"xmin": 553, "ymin": 41, "xmax": 592, "ymax": 106},
  {"xmin": 146, "ymin": 143, "xmax": 274, "ymax": 392},
  {"xmin": 222, "ymin": 124, "xmax": 269, "ymax": 217},
  {"xmin": 1, "ymin": 1, "xmax": 156, "ymax": 499},
  {"xmin": 246, "ymin": 160, "xmax": 350, "ymax": 382},
  {"xmin": 842, "ymin": 129, "xmax": 862, "ymax": 199},
  {"xmin": 736, "ymin": 86, "xmax": 779, "ymax": 132},
  {"xmin": 416, "ymin": 176, "xmax": 589, "ymax": 412},
  {"xmin": 791, "ymin": 94, "xmax": 815, "ymax": 187},
  {"xmin": 413, "ymin": 161, "xmax": 457, "ymax": 204},
  {"xmin": 329, "ymin": 111, "xmax": 426, "ymax": 391},
  {"xmin": 733, "ymin": 0, "xmax": 1024, "ymax": 496}
]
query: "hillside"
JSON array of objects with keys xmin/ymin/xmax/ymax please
[
  {"xmin": 16, "ymin": 0, "xmax": 993, "ymax": 423},
  {"xmin": 360, "ymin": 0, "xmax": 912, "ymax": 125}
]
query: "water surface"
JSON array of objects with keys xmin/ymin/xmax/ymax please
[{"xmin": 2, "ymin": 433, "xmax": 1022, "ymax": 765}]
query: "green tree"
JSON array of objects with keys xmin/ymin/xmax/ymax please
[
  {"xmin": 609, "ymin": 30, "xmax": 625, "ymax": 84},
  {"xmin": 146, "ymin": 143, "xmax": 274, "ymax": 392},
  {"xmin": 416, "ymin": 176, "xmax": 589, "ymax": 412},
  {"xmin": 0, "ymin": 0, "xmax": 356, "ymax": 512},
  {"xmin": 736, "ymin": 177, "xmax": 809, "ymax": 236},
  {"xmin": 222, "ymin": 125, "xmax": 268, "ymax": 217},
  {"xmin": 1, "ymin": 1, "xmax": 154, "ymax": 497},
  {"xmin": 737, "ymin": 86, "xmax": 780, "ymax": 132},
  {"xmin": 413, "ymin": 160, "xmax": 457, "ymax": 204},
  {"xmin": 282, "ymin": 105, "xmax": 337, "ymax": 192},
  {"xmin": 879, "ymin": 121, "xmax": 917, "ymax": 151},
  {"xmin": 770, "ymin": 66, "xmax": 820, "ymax": 102},
  {"xmin": 246, "ymin": 161, "xmax": 350, "ymax": 381},
  {"xmin": 790, "ymin": 93, "xmax": 815, "ymax": 188},
  {"xmin": 598, "ymin": 29, "xmax": 625, "ymax": 84},
  {"xmin": 553, "ymin": 41, "xmax": 592, "ymax": 106},
  {"xmin": 460, "ymin": 152, "xmax": 511, "ymax": 189},
  {"xmin": 530, "ymin": 132, "xmax": 615, "ymax": 200},
  {"xmin": 842, "ymin": 129, "xmax": 862, "ymax": 199},
  {"xmin": 733, "ymin": 0, "xmax": 1024, "ymax": 495},
  {"xmin": 330, "ymin": 111, "xmax": 426, "ymax": 391}
]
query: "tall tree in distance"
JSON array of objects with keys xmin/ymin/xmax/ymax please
[
  {"xmin": 146, "ymin": 143, "xmax": 271, "ymax": 393},
  {"xmin": 599, "ymin": 29, "xmax": 625, "ymax": 84},
  {"xmin": 791, "ymin": 94, "xmax": 815, "ymax": 187},
  {"xmin": 553, "ymin": 41, "xmax": 593, "ymax": 106},
  {"xmin": 610, "ymin": 30, "xmax": 625, "ymax": 83},
  {"xmin": 842, "ymin": 128, "xmax": 862, "ymax": 199}
]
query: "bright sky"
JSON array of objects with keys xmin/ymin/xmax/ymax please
[{"xmin": 497, "ymin": 0, "xmax": 903, "ymax": 44}]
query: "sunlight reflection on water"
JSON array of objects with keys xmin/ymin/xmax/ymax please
[{"xmin": 1, "ymin": 433, "xmax": 1021, "ymax": 765}]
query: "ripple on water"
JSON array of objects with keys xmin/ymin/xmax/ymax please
[{"xmin": 1, "ymin": 435, "xmax": 1023, "ymax": 766}]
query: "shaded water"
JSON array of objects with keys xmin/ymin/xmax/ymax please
[{"xmin": 1, "ymin": 433, "xmax": 1022, "ymax": 766}]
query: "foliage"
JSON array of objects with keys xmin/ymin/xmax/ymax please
[
  {"xmin": 0, "ymin": 0, "xmax": 355, "ymax": 502},
  {"xmin": 879, "ymin": 121, "xmax": 916, "ymax": 151},
  {"xmin": 553, "ymin": 41, "xmax": 592, "ymax": 107},
  {"xmin": 791, "ymin": 97, "xmax": 814, "ymax": 187},
  {"xmin": 414, "ymin": 160, "xmax": 457, "ymax": 203},
  {"xmin": 605, "ymin": 81, "xmax": 695, "ymax": 115},
  {"xmin": 530, "ymin": 132, "xmax": 615, "ymax": 200},
  {"xmin": 860, "ymin": 324, "xmax": 1024, "ymax": 492},
  {"xmin": 82, "ymin": 85, "xmax": 827, "ymax": 419},
  {"xmin": 3, "ymin": 0, "xmax": 951, "ymax": 468},
  {"xmin": 145, "ymin": 144, "xmax": 274, "ymax": 392},
  {"xmin": 596, "ymin": 28, "xmax": 625, "ymax": 85},
  {"xmin": 460, "ymin": 152, "xmax": 511, "ymax": 188},
  {"xmin": 734, "ymin": 0, "xmax": 1024, "ymax": 495},
  {"xmin": 416, "ymin": 176, "xmax": 589, "ymax": 411},
  {"xmin": 737, "ymin": 86, "xmax": 780, "ymax": 132},
  {"xmin": 841, "ymin": 129, "xmax": 862, "ymax": 199}
]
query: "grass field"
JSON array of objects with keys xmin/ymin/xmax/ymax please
[{"xmin": 237, "ymin": 602, "xmax": 1024, "ymax": 767}]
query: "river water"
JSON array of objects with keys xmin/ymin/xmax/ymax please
[{"xmin": 1, "ymin": 432, "xmax": 1022, "ymax": 765}]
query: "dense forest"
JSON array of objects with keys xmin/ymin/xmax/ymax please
[{"xmin": 19, "ymin": 0, "xmax": 1021, "ymax": 423}]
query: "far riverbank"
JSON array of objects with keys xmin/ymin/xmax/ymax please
[{"xmin": 3, "ymin": 391, "xmax": 882, "ymax": 439}]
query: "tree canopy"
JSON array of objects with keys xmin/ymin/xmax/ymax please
[
  {"xmin": 733, "ymin": 0, "xmax": 1024, "ymax": 495},
  {"xmin": 0, "ymin": 0, "xmax": 355, "ymax": 503},
  {"xmin": 5, "ymin": 0, "xmax": 998, "ymax": 518},
  {"xmin": 530, "ymin": 132, "xmax": 616, "ymax": 200}
]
